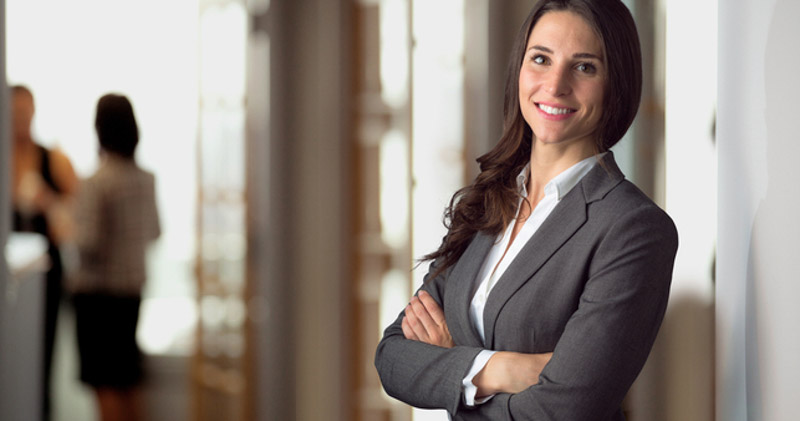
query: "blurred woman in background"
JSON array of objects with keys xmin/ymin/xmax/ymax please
[
  {"xmin": 71, "ymin": 93, "xmax": 160, "ymax": 421},
  {"xmin": 11, "ymin": 84, "xmax": 79, "ymax": 421}
]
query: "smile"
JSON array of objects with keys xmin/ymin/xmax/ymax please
[{"xmin": 536, "ymin": 103, "xmax": 575, "ymax": 116}]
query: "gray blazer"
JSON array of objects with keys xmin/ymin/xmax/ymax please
[{"xmin": 375, "ymin": 152, "xmax": 678, "ymax": 420}]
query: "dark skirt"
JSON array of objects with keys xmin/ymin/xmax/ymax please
[{"xmin": 73, "ymin": 293, "xmax": 143, "ymax": 388}]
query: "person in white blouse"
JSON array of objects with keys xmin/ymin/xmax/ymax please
[{"xmin": 375, "ymin": 1, "xmax": 678, "ymax": 420}]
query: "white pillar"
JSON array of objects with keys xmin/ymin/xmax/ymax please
[
  {"xmin": 717, "ymin": 1, "xmax": 800, "ymax": 420},
  {"xmin": 658, "ymin": 0, "xmax": 717, "ymax": 420}
]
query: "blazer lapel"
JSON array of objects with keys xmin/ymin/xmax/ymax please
[
  {"xmin": 444, "ymin": 232, "xmax": 494, "ymax": 347},
  {"xmin": 481, "ymin": 152, "xmax": 625, "ymax": 349}
]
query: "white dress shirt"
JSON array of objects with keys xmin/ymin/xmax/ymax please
[{"xmin": 461, "ymin": 153, "xmax": 602, "ymax": 406}]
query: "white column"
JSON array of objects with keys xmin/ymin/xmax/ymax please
[
  {"xmin": 410, "ymin": 1, "xmax": 465, "ymax": 420},
  {"xmin": 660, "ymin": 0, "xmax": 717, "ymax": 420},
  {"xmin": 717, "ymin": 1, "xmax": 800, "ymax": 420}
]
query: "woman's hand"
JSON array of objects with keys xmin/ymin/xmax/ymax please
[
  {"xmin": 400, "ymin": 290, "xmax": 551, "ymax": 395},
  {"xmin": 402, "ymin": 290, "xmax": 454, "ymax": 348},
  {"xmin": 473, "ymin": 351, "xmax": 553, "ymax": 397}
]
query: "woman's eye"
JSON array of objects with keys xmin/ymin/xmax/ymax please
[
  {"xmin": 532, "ymin": 55, "xmax": 546, "ymax": 65},
  {"xmin": 576, "ymin": 63, "xmax": 597, "ymax": 74}
]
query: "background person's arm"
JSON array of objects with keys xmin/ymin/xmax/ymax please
[{"xmin": 43, "ymin": 149, "xmax": 79, "ymax": 244}]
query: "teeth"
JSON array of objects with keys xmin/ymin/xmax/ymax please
[{"xmin": 538, "ymin": 103, "xmax": 573, "ymax": 115}]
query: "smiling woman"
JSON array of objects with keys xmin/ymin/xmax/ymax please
[{"xmin": 374, "ymin": 1, "xmax": 677, "ymax": 420}]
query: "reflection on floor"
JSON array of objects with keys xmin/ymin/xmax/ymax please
[{"xmin": 53, "ymin": 301, "xmax": 190, "ymax": 421}]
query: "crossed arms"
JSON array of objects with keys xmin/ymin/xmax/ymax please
[
  {"xmin": 375, "ymin": 204, "xmax": 679, "ymax": 420},
  {"xmin": 403, "ymin": 290, "xmax": 553, "ymax": 399}
]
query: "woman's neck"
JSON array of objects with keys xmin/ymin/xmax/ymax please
[{"xmin": 527, "ymin": 139, "xmax": 595, "ymax": 194}]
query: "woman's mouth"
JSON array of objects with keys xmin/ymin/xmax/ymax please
[
  {"xmin": 535, "ymin": 102, "xmax": 576, "ymax": 120},
  {"xmin": 536, "ymin": 103, "xmax": 575, "ymax": 115}
]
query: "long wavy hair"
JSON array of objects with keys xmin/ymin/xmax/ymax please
[{"xmin": 423, "ymin": 0, "xmax": 642, "ymax": 276}]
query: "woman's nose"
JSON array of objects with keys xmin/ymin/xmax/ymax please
[{"xmin": 544, "ymin": 67, "xmax": 572, "ymax": 96}]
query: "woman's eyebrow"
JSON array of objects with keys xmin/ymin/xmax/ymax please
[
  {"xmin": 529, "ymin": 45, "xmax": 553, "ymax": 54},
  {"xmin": 528, "ymin": 45, "xmax": 602, "ymax": 60},
  {"xmin": 573, "ymin": 52, "xmax": 603, "ymax": 60}
]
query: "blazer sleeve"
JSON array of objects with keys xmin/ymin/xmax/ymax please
[
  {"xmin": 454, "ymin": 204, "xmax": 678, "ymax": 420},
  {"xmin": 374, "ymin": 257, "xmax": 485, "ymax": 414}
]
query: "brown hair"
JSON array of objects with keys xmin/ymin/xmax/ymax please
[
  {"xmin": 95, "ymin": 94, "xmax": 139, "ymax": 160},
  {"xmin": 423, "ymin": 0, "xmax": 642, "ymax": 276}
]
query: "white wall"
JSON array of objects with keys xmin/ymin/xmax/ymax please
[
  {"xmin": 717, "ymin": 1, "xmax": 800, "ymax": 420},
  {"xmin": 656, "ymin": 1, "xmax": 717, "ymax": 420}
]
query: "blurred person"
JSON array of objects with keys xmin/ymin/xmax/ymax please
[
  {"xmin": 70, "ymin": 94, "xmax": 160, "ymax": 421},
  {"xmin": 374, "ymin": 1, "xmax": 678, "ymax": 419},
  {"xmin": 11, "ymin": 84, "xmax": 79, "ymax": 421}
]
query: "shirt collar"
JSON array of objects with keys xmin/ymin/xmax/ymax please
[{"xmin": 516, "ymin": 152, "xmax": 605, "ymax": 201}]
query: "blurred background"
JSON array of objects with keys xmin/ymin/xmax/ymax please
[{"xmin": 0, "ymin": 0, "xmax": 797, "ymax": 420}]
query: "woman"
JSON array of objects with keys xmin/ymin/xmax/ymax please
[
  {"xmin": 374, "ymin": 1, "xmax": 678, "ymax": 420},
  {"xmin": 71, "ymin": 94, "xmax": 160, "ymax": 421},
  {"xmin": 11, "ymin": 85, "xmax": 79, "ymax": 421}
]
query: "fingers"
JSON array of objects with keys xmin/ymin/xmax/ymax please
[
  {"xmin": 409, "ymin": 295, "xmax": 439, "ymax": 340},
  {"xmin": 417, "ymin": 290, "xmax": 446, "ymax": 326},
  {"xmin": 404, "ymin": 299, "xmax": 432, "ymax": 343},
  {"xmin": 401, "ymin": 291, "xmax": 454, "ymax": 348},
  {"xmin": 401, "ymin": 314, "xmax": 418, "ymax": 341}
]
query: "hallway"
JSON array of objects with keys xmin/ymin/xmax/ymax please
[{"xmin": 2, "ymin": 0, "xmax": 800, "ymax": 420}]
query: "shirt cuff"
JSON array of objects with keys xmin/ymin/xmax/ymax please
[{"xmin": 462, "ymin": 350, "xmax": 497, "ymax": 406}]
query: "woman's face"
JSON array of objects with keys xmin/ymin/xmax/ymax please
[
  {"xmin": 518, "ymin": 10, "xmax": 606, "ymax": 150},
  {"xmin": 12, "ymin": 91, "xmax": 35, "ymax": 143}
]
